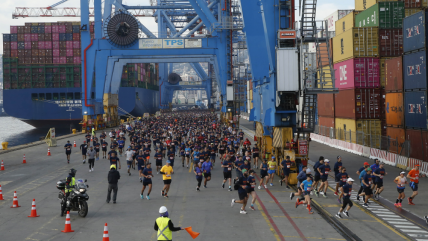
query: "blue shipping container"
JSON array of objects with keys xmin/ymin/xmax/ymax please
[
  {"xmin": 3, "ymin": 34, "xmax": 10, "ymax": 42},
  {"xmin": 404, "ymin": 91, "xmax": 428, "ymax": 129},
  {"xmin": 403, "ymin": 10, "xmax": 428, "ymax": 53},
  {"xmin": 10, "ymin": 34, "xmax": 17, "ymax": 42},
  {"xmin": 403, "ymin": 50, "xmax": 428, "ymax": 90}
]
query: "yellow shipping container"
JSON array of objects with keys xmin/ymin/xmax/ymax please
[
  {"xmin": 249, "ymin": 89, "xmax": 253, "ymax": 100},
  {"xmin": 405, "ymin": 9, "xmax": 422, "ymax": 17},
  {"xmin": 317, "ymin": 66, "xmax": 333, "ymax": 89},
  {"xmin": 333, "ymin": 27, "xmax": 379, "ymax": 64},
  {"xmin": 380, "ymin": 57, "xmax": 392, "ymax": 88},
  {"xmin": 335, "ymin": 118, "xmax": 382, "ymax": 148},
  {"xmin": 335, "ymin": 11, "xmax": 360, "ymax": 36},
  {"xmin": 355, "ymin": 0, "xmax": 398, "ymax": 11}
]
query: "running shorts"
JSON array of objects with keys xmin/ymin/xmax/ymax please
[
  {"xmin": 268, "ymin": 170, "xmax": 275, "ymax": 175},
  {"xmin": 138, "ymin": 165, "xmax": 145, "ymax": 171},
  {"xmin": 314, "ymin": 173, "xmax": 321, "ymax": 182},
  {"xmin": 204, "ymin": 173, "xmax": 211, "ymax": 178},
  {"xmin": 223, "ymin": 172, "xmax": 232, "ymax": 180},
  {"xmin": 342, "ymin": 198, "xmax": 353, "ymax": 209},
  {"xmin": 238, "ymin": 191, "xmax": 247, "ymax": 200},
  {"xmin": 66, "ymin": 151, "xmax": 71, "ymax": 155},
  {"xmin": 335, "ymin": 176, "xmax": 340, "ymax": 183},
  {"xmin": 304, "ymin": 191, "xmax": 311, "ymax": 196},
  {"xmin": 260, "ymin": 172, "xmax": 267, "ymax": 179},
  {"xmin": 82, "ymin": 151, "xmax": 87, "ymax": 155},
  {"xmin": 283, "ymin": 169, "xmax": 290, "ymax": 176},
  {"xmin": 252, "ymin": 154, "xmax": 259, "ymax": 158},
  {"xmin": 397, "ymin": 188, "xmax": 405, "ymax": 193},
  {"xmin": 321, "ymin": 175, "xmax": 328, "ymax": 182},
  {"xmin": 156, "ymin": 160, "xmax": 162, "ymax": 166},
  {"xmin": 127, "ymin": 160, "xmax": 132, "ymax": 167},
  {"xmin": 364, "ymin": 187, "xmax": 373, "ymax": 195},
  {"xmin": 410, "ymin": 182, "xmax": 418, "ymax": 191},
  {"xmin": 143, "ymin": 180, "xmax": 152, "ymax": 186},
  {"xmin": 163, "ymin": 179, "xmax": 171, "ymax": 185},
  {"xmin": 376, "ymin": 182, "xmax": 383, "ymax": 188},
  {"xmin": 102, "ymin": 148, "xmax": 107, "ymax": 152}
]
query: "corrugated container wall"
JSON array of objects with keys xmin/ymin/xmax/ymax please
[
  {"xmin": 277, "ymin": 49, "xmax": 299, "ymax": 91},
  {"xmin": 334, "ymin": 58, "xmax": 380, "ymax": 89},
  {"xmin": 404, "ymin": 91, "xmax": 428, "ymax": 129},
  {"xmin": 385, "ymin": 56, "xmax": 403, "ymax": 92},
  {"xmin": 385, "ymin": 93, "xmax": 404, "ymax": 127},
  {"xmin": 405, "ymin": 129, "xmax": 428, "ymax": 161},
  {"xmin": 335, "ymin": 118, "xmax": 382, "ymax": 147},
  {"xmin": 355, "ymin": 2, "xmax": 404, "ymax": 29},
  {"xmin": 379, "ymin": 29, "xmax": 403, "ymax": 57},
  {"xmin": 335, "ymin": 11, "xmax": 360, "ymax": 35},
  {"xmin": 386, "ymin": 127, "xmax": 406, "ymax": 154},
  {"xmin": 319, "ymin": 116, "xmax": 335, "ymax": 137},
  {"xmin": 325, "ymin": 10, "xmax": 354, "ymax": 32},
  {"xmin": 355, "ymin": 0, "xmax": 398, "ymax": 11},
  {"xmin": 404, "ymin": 0, "xmax": 428, "ymax": 8},
  {"xmin": 316, "ymin": 39, "xmax": 333, "ymax": 69},
  {"xmin": 403, "ymin": 10, "xmax": 428, "ymax": 53},
  {"xmin": 334, "ymin": 89, "xmax": 382, "ymax": 119},
  {"xmin": 405, "ymin": 9, "xmax": 421, "ymax": 17},
  {"xmin": 380, "ymin": 57, "xmax": 392, "ymax": 88},
  {"xmin": 333, "ymin": 27, "xmax": 379, "ymax": 64},
  {"xmin": 317, "ymin": 93, "xmax": 335, "ymax": 117},
  {"xmin": 403, "ymin": 50, "xmax": 428, "ymax": 90}
]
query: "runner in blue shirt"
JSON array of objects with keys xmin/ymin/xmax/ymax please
[
  {"xmin": 194, "ymin": 162, "xmax": 204, "ymax": 191},
  {"xmin": 117, "ymin": 139, "xmax": 125, "ymax": 156},
  {"xmin": 192, "ymin": 148, "xmax": 200, "ymax": 165},
  {"xmin": 221, "ymin": 155, "xmax": 233, "ymax": 191},
  {"xmin": 333, "ymin": 156, "xmax": 343, "ymax": 196},
  {"xmin": 280, "ymin": 156, "xmax": 292, "ymax": 189},
  {"xmin": 184, "ymin": 145, "xmax": 192, "ymax": 168},
  {"xmin": 64, "ymin": 140, "xmax": 72, "ymax": 164},
  {"xmin": 356, "ymin": 162, "xmax": 370, "ymax": 201},
  {"xmin": 296, "ymin": 175, "xmax": 314, "ymax": 214},
  {"xmin": 258, "ymin": 159, "xmax": 269, "ymax": 189},
  {"xmin": 140, "ymin": 162, "xmax": 152, "ymax": 200},
  {"xmin": 313, "ymin": 156, "xmax": 324, "ymax": 196},
  {"xmin": 336, "ymin": 178, "xmax": 354, "ymax": 218},
  {"xmin": 202, "ymin": 159, "xmax": 213, "ymax": 188},
  {"xmin": 336, "ymin": 167, "xmax": 348, "ymax": 204},
  {"xmin": 373, "ymin": 162, "xmax": 387, "ymax": 200},
  {"xmin": 247, "ymin": 170, "xmax": 257, "ymax": 211}
]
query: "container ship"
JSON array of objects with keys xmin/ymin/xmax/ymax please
[{"xmin": 2, "ymin": 21, "xmax": 159, "ymax": 129}]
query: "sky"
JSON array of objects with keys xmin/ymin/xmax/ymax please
[{"xmin": 0, "ymin": 0, "xmax": 354, "ymax": 53}]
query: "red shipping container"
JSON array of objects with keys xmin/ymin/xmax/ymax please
[
  {"xmin": 3, "ymin": 50, "xmax": 10, "ymax": 57},
  {"xmin": 404, "ymin": 0, "xmax": 422, "ymax": 8},
  {"xmin": 45, "ymin": 41, "xmax": 52, "ymax": 49},
  {"xmin": 73, "ymin": 41, "xmax": 80, "ymax": 49},
  {"xmin": 31, "ymin": 33, "xmax": 38, "ymax": 41},
  {"xmin": 66, "ymin": 57, "xmax": 73, "ymax": 64},
  {"xmin": 25, "ymin": 57, "xmax": 31, "ymax": 64},
  {"xmin": 38, "ymin": 41, "xmax": 45, "ymax": 49},
  {"xmin": 318, "ymin": 116, "xmax": 335, "ymax": 137},
  {"xmin": 38, "ymin": 34, "xmax": 45, "ymax": 41},
  {"xmin": 25, "ymin": 42, "xmax": 31, "ymax": 49},
  {"xmin": 385, "ymin": 56, "xmax": 403, "ymax": 92},
  {"xmin": 317, "ymin": 93, "xmax": 335, "ymax": 118},
  {"xmin": 45, "ymin": 25, "xmax": 52, "ymax": 33},
  {"xmin": 52, "ymin": 33, "xmax": 59, "ymax": 41},
  {"xmin": 32, "ymin": 49, "xmax": 39, "ymax": 56},
  {"xmin": 53, "ymin": 41, "xmax": 60, "ymax": 49},
  {"xmin": 53, "ymin": 49, "xmax": 60, "ymax": 57},
  {"xmin": 53, "ymin": 57, "xmax": 60, "ymax": 64},
  {"xmin": 73, "ymin": 57, "xmax": 81, "ymax": 64},
  {"xmin": 32, "ymin": 57, "xmax": 39, "ymax": 63},
  {"xmin": 31, "ymin": 42, "xmax": 38, "ymax": 49},
  {"xmin": 73, "ymin": 33, "xmax": 80, "ymax": 41},
  {"xmin": 60, "ymin": 57, "xmax": 66, "ymax": 64},
  {"xmin": 66, "ymin": 41, "xmax": 73, "ymax": 49},
  {"xmin": 24, "ymin": 34, "xmax": 31, "ymax": 42},
  {"xmin": 52, "ymin": 25, "xmax": 58, "ymax": 33},
  {"xmin": 44, "ymin": 33, "xmax": 52, "ymax": 41},
  {"xmin": 379, "ymin": 29, "xmax": 403, "ymax": 57},
  {"xmin": 334, "ymin": 89, "xmax": 382, "ymax": 119},
  {"xmin": 39, "ymin": 50, "xmax": 46, "ymax": 57},
  {"xmin": 3, "ymin": 42, "xmax": 10, "ymax": 50},
  {"xmin": 58, "ymin": 25, "xmax": 66, "ymax": 33},
  {"xmin": 10, "ymin": 42, "xmax": 18, "ymax": 49},
  {"xmin": 17, "ymin": 34, "xmax": 24, "ymax": 42},
  {"xmin": 10, "ymin": 26, "xmax": 17, "ymax": 33},
  {"xmin": 60, "ymin": 49, "xmax": 66, "ymax": 57},
  {"xmin": 46, "ymin": 49, "xmax": 53, "ymax": 57},
  {"xmin": 334, "ymin": 58, "xmax": 380, "ymax": 89},
  {"xmin": 405, "ymin": 129, "xmax": 428, "ymax": 161},
  {"xmin": 66, "ymin": 49, "xmax": 73, "ymax": 57},
  {"xmin": 46, "ymin": 57, "xmax": 53, "ymax": 64}
]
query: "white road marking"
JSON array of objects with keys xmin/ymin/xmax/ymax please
[
  {"xmin": 401, "ymin": 230, "xmax": 427, "ymax": 233},
  {"xmin": 372, "ymin": 211, "xmax": 396, "ymax": 214},
  {"xmin": 377, "ymin": 214, "xmax": 401, "ymax": 218},
  {"xmin": 410, "ymin": 234, "xmax": 428, "ymax": 238},
  {"xmin": 394, "ymin": 225, "xmax": 422, "ymax": 229}
]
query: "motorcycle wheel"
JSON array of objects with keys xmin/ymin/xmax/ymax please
[{"xmin": 78, "ymin": 200, "xmax": 88, "ymax": 217}]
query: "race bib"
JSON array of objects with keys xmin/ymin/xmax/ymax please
[
  {"xmin": 342, "ymin": 178, "xmax": 346, "ymax": 182},
  {"xmin": 246, "ymin": 157, "xmax": 250, "ymax": 160},
  {"xmin": 67, "ymin": 148, "xmax": 70, "ymax": 150},
  {"xmin": 287, "ymin": 165, "xmax": 290, "ymax": 168},
  {"xmin": 166, "ymin": 174, "xmax": 171, "ymax": 177},
  {"xmin": 307, "ymin": 187, "xmax": 312, "ymax": 191},
  {"xmin": 228, "ymin": 167, "xmax": 232, "ymax": 171},
  {"xmin": 380, "ymin": 176, "xmax": 384, "ymax": 179},
  {"xmin": 170, "ymin": 157, "xmax": 174, "ymax": 160},
  {"xmin": 270, "ymin": 165, "xmax": 275, "ymax": 168},
  {"xmin": 369, "ymin": 181, "xmax": 372, "ymax": 184},
  {"xmin": 415, "ymin": 176, "xmax": 419, "ymax": 180},
  {"xmin": 186, "ymin": 152, "xmax": 190, "ymax": 154},
  {"xmin": 251, "ymin": 185, "xmax": 255, "ymax": 188},
  {"xmin": 198, "ymin": 173, "xmax": 202, "ymax": 176},
  {"xmin": 157, "ymin": 158, "xmax": 162, "ymax": 160},
  {"xmin": 325, "ymin": 171, "xmax": 328, "ymax": 174}
]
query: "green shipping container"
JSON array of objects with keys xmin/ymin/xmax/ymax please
[{"xmin": 355, "ymin": 2, "xmax": 404, "ymax": 29}]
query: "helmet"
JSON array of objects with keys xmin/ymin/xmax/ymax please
[
  {"xmin": 159, "ymin": 206, "xmax": 168, "ymax": 214},
  {"xmin": 110, "ymin": 164, "xmax": 116, "ymax": 170},
  {"xmin": 347, "ymin": 178, "xmax": 355, "ymax": 182},
  {"xmin": 306, "ymin": 168, "xmax": 311, "ymax": 174},
  {"xmin": 69, "ymin": 168, "xmax": 77, "ymax": 176}
]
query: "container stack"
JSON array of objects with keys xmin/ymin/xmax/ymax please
[
  {"xmin": 402, "ymin": 10, "xmax": 428, "ymax": 160},
  {"xmin": 120, "ymin": 63, "xmax": 159, "ymax": 90}
]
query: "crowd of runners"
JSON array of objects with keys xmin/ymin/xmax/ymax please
[{"xmin": 63, "ymin": 111, "xmax": 425, "ymax": 217}]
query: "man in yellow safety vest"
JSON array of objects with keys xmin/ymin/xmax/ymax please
[{"xmin": 154, "ymin": 206, "xmax": 183, "ymax": 240}]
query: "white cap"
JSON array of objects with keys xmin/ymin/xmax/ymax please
[
  {"xmin": 347, "ymin": 178, "xmax": 354, "ymax": 182},
  {"xmin": 306, "ymin": 168, "xmax": 311, "ymax": 174},
  {"xmin": 400, "ymin": 171, "xmax": 405, "ymax": 174},
  {"xmin": 159, "ymin": 206, "xmax": 168, "ymax": 213},
  {"xmin": 324, "ymin": 159, "xmax": 330, "ymax": 163}
]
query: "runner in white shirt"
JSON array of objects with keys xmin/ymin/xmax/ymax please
[{"xmin": 125, "ymin": 146, "xmax": 135, "ymax": 176}]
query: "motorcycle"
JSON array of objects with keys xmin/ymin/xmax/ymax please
[{"xmin": 57, "ymin": 179, "xmax": 89, "ymax": 217}]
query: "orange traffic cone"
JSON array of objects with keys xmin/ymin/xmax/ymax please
[
  {"xmin": 23, "ymin": 154, "xmax": 26, "ymax": 164},
  {"xmin": 10, "ymin": 191, "xmax": 20, "ymax": 208},
  {"xmin": 28, "ymin": 199, "xmax": 40, "ymax": 217},
  {"xmin": 0, "ymin": 185, "xmax": 4, "ymax": 200},
  {"xmin": 103, "ymin": 223, "xmax": 109, "ymax": 241},
  {"xmin": 73, "ymin": 141, "xmax": 77, "ymax": 147},
  {"xmin": 1, "ymin": 160, "xmax": 4, "ymax": 171},
  {"xmin": 47, "ymin": 148, "xmax": 51, "ymax": 156},
  {"xmin": 61, "ymin": 211, "xmax": 74, "ymax": 233},
  {"xmin": 184, "ymin": 227, "xmax": 200, "ymax": 239}
]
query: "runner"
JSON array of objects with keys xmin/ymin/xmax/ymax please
[
  {"xmin": 317, "ymin": 159, "xmax": 330, "ymax": 197},
  {"xmin": 202, "ymin": 157, "xmax": 213, "ymax": 188},
  {"xmin": 407, "ymin": 164, "xmax": 420, "ymax": 205},
  {"xmin": 136, "ymin": 150, "xmax": 146, "ymax": 182},
  {"xmin": 252, "ymin": 144, "xmax": 260, "ymax": 169},
  {"xmin": 194, "ymin": 162, "xmax": 204, "ymax": 191},
  {"xmin": 258, "ymin": 159, "xmax": 269, "ymax": 189},
  {"xmin": 336, "ymin": 178, "xmax": 354, "ymax": 218},
  {"xmin": 336, "ymin": 167, "xmax": 348, "ymax": 204},
  {"xmin": 361, "ymin": 168, "xmax": 373, "ymax": 207},
  {"xmin": 184, "ymin": 144, "xmax": 191, "ymax": 168},
  {"xmin": 179, "ymin": 143, "xmax": 185, "ymax": 167},
  {"xmin": 313, "ymin": 156, "xmax": 324, "ymax": 196},
  {"xmin": 117, "ymin": 137, "xmax": 125, "ymax": 156},
  {"xmin": 290, "ymin": 166, "xmax": 309, "ymax": 201},
  {"xmin": 231, "ymin": 169, "xmax": 249, "ymax": 214},
  {"xmin": 221, "ymin": 155, "xmax": 233, "ymax": 191},
  {"xmin": 296, "ymin": 174, "xmax": 314, "ymax": 214},
  {"xmin": 141, "ymin": 162, "xmax": 152, "ymax": 200},
  {"xmin": 80, "ymin": 141, "xmax": 88, "ymax": 164},
  {"xmin": 394, "ymin": 171, "xmax": 407, "ymax": 208},
  {"xmin": 160, "ymin": 160, "xmax": 174, "ymax": 198},
  {"xmin": 373, "ymin": 162, "xmax": 387, "ymax": 200},
  {"xmin": 280, "ymin": 156, "xmax": 292, "ymax": 189},
  {"xmin": 109, "ymin": 152, "xmax": 121, "ymax": 169},
  {"xmin": 333, "ymin": 156, "xmax": 343, "ymax": 196},
  {"xmin": 267, "ymin": 156, "xmax": 277, "ymax": 186},
  {"xmin": 356, "ymin": 162, "xmax": 370, "ymax": 201},
  {"xmin": 154, "ymin": 149, "xmax": 163, "ymax": 174},
  {"xmin": 125, "ymin": 146, "xmax": 135, "ymax": 176},
  {"xmin": 370, "ymin": 159, "xmax": 380, "ymax": 191},
  {"xmin": 64, "ymin": 140, "xmax": 72, "ymax": 164},
  {"xmin": 247, "ymin": 170, "xmax": 257, "ymax": 211},
  {"xmin": 101, "ymin": 140, "xmax": 108, "ymax": 159},
  {"xmin": 167, "ymin": 147, "xmax": 175, "ymax": 168}
]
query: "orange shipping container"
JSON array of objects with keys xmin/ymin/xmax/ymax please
[
  {"xmin": 385, "ymin": 93, "xmax": 404, "ymax": 127},
  {"xmin": 316, "ymin": 39, "xmax": 333, "ymax": 69},
  {"xmin": 386, "ymin": 127, "xmax": 405, "ymax": 154}
]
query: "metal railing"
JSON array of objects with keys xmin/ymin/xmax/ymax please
[{"xmin": 314, "ymin": 125, "xmax": 410, "ymax": 158}]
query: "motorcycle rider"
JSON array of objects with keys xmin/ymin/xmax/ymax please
[{"xmin": 62, "ymin": 168, "xmax": 77, "ymax": 216}]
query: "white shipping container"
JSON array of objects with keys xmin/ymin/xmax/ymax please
[
  {"xmin": 226, "ymin": 86, "xmax": 234, "ymax": 101},
  {"xmin": 316, "ymin": 30, "xmax": 336, "ymax": 39},
  {"xmin": 277, "ymin": 49, "xmax": 299, "ymax": 91},
  {"xmin": 324, "ymin": 10, "xmax": 354, "ymax": 32},
  {"xmin": 308, "ymin": 42, "xmax": 316, "ymax": 53},
  {"xmin": 188, "ymin": 98, "xmax": 195, "ymax": 104}
]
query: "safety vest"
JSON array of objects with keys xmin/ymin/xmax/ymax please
[
  {"xmin": 156, "ymin": 217, "xmax": 172, "ymax": 241},
  {"xmin": 65, "ymin": 177, "xmax": 75, "ymax": 193}
]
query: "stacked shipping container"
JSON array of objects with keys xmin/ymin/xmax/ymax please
[{"xmin": 120, "ymin": 63, "xmax": 159, "ymax": 90}]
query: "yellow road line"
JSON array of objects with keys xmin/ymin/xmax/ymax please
[
  {"xmin": 188, "ymin": 162, "xmax": 194, "ymax": 173},
  {"xmin": 282, "ymin": 236, "xmax": 345, "ymax": 240},
  {"xmin": 254, "ymin": 200, "xmax": 281, "ymax": 241}
]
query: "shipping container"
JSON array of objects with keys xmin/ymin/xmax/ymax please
[
  {"xmin": 404, "ymin": 91, "xmax": 428, "ymax": 129},
  {"xmin": 318, "ymin": 116, "xmax": 335, "ymax": 137},
  {"xmin": 355, "ymin": 0, "xmax": 399, "ymax": 11},
  {"xmin": 386, "ymin": 127, "xmax": 406, "ymax": 154},
  {"xmin": 316, "ymin": 39, "xmax": 333, "ymax": 69},
  {"xmin": 335, "ymin": 118, "xmax": 382, "ymax": 147},
  {"xmin": 276, "ymin": 49, "xmax": 299, "ymax": 91},
  {"xmin": 335, "ymin": 11, "xmax": 360, "ymax": 35},
  {"xmin": 385, "ymin": 56, "xmax": 403, "ymax": 92},
  {"xmin": 317, "ymin": 93, "xmax": 335, "ymax": 117},
  {"xmin": 308, "ymin": 42, "xmax": 316, "ymax": 53},
  {"xmin": 334, "ymin": 58, "xmax": 380, "ymax": 89},
  {"xmin": 385, "ymin": 93, "xmax": 404, "ymax": 127},
  {"xmin": 403, "ymin": 10, "xmax": 428, "ymax": 53},
  {"xmin": 405, "ymin": 129, "xmax": 428, "ymax": 161},
  {"xmin": 380, "ymin": 57, "xmax": 392, "ymax": 88},
  {"xmin": 325, "ymin": 10, "xmax": 351, "ymax": 32},
  {"xmin": 405, "ymin": 8, "xmax": 421, "ymax": 18},
  {"xmin": 334, "ymin": 88, "xmax": 382, "ymax": 119},
  {"xmin": 355, "ymin": 2, "xmax": 404, "ymax": 29},
  {"xmin": 404, "ymin": 0, "xmax": 428, "ymax": 8},
  {"xmin": 403, "ymin": 50, "xmax": 428, "ymax": 90},
  {"xmin": 379, "ymin": 29, "xmax": 403, "ymax": 57},
  {"xmin": 333, "ymin": 27, "xmax": 379, "ymax": 64}
]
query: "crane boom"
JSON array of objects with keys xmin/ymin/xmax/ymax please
[{"xmin": 12, "ymin": 7, "xmax": 154, "ymax": 18}]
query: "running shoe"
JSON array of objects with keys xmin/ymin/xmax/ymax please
[
  {"xmin": 308, "ymin": 211, "xmax": 314, "ymax": 214},
  {"xmin": 250, "ymin": 205, "xmax": 255, "ymax": 211},
  {"xmin": 336, "ymin": 213, "xmax": 342, "ymax": 219},
  {"xmin": 162, "ymin": 190, "xmax": 165, "ymax": 197},
  {"xmin": 343, "ymin": 211, "xmax": 349, "ymax": 218},
  {"xmin": 270, "ymin": 183, "xmax": 273, "ymax": 186},
  {"xmin": 323, "ymin": 193, "xmax": 328, "ymax": 198},
  {"xmin": 182, "ymin": 164, "xmax": 184, "ymax": 167},
  {"xmin": 89, "ymin": 169, "xmax": 91, "ymax": 172},
  {"xmin": 394, "ymin": 203, "xmax": 399, "ymax": 208},
  {"xmin": 128, "ymin": 173, "xmax": 131, "ymax": 176},
  {"xmin": 398, "ymin": 203, "xmax": 402, "ymax": 208},
  {"xmin": 140, "ymin": 178, "xmax": 142, "ymax": 183},
  {"xmin": 279, "ymin": 180, "xmax": 283, "ymax": 186},
  {"xmin": 197, "ymin": 187, "xmax": 200, "ymax": 191},
  {"xmin": 240, "ymin": 210, "xmax": 247, "ymax": 214},
  {"xmin": 204, "ymin": 185, "xmax": 207, "ymax": 188},
  {"xmin": 231, "ymin": 199, "xmax": 235, "ymax": 207},
  {"xmin": 264, "ymin": 185, "xmax": 267, "ymax": 189},
  {"xmin": 258, "ymin": 186, "xmax": 261, "ymax": 190},
  {"xmin": 363, "ymin": 203, "xmax": 369, "ymax": 208},
  {"xmin": 140, "ymin": 194, "xmax": 144, "ymax": 199},
  {"xmin": 157, "ymin": 172, "xmax": 159, "ymax": 175},
  {"xmin": 234, "ymin": 179, "xmax": 236, "ymax": 184},
  {"xmin": 222, "ymin": 183, "xmax": 225, "ymax": 188},
  {"xmin": 146, "ymin": 195, "xmax": 150, "ymax": 200},
  {"xmin": 295, "ymin": 201, "xmax": 299, "ymax": 208},
  {"xmin": 424, "ymin": 216, "xmax": 428, "ymax": 224},
  {"xmin": 187, "ymin": 165, "xmax": 189, "ymax": 168},
  {"xmin": 228, "ymin": 188, "xmax": 233, "ymax": 191},
  {"xmin": 92, "ymin": 168, "xmax": 94, "ymax": 172},
  {"xmin": 290, "ymin": 193, "xmax": 295, "ymax": 200},
  {"xmin": 315, "ymin": 191, "xmax": 319, "ymax": 197},
  {"xmin": 164, "ymin": 194, "xmax": 168, "ymax": 198},
  {"xmin": 286, "ymin": 186, "xmax": 290, "ymax": 189},
  {"xmin": 334, "ymin": 192, "xmax": 338, "ymax": 196},
  {"xmin": 67, "ymin": 161, "xmax": 69, "ymax": 164}
]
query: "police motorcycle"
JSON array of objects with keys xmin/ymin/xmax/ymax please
[{"xmin": 57, "ymin": 177, "xmax": 89, "ymax": 217}]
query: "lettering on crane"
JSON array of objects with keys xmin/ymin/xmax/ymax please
[{"xmin": 163, "ymin": 39, "xmax": 184, "ymax": 48}]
